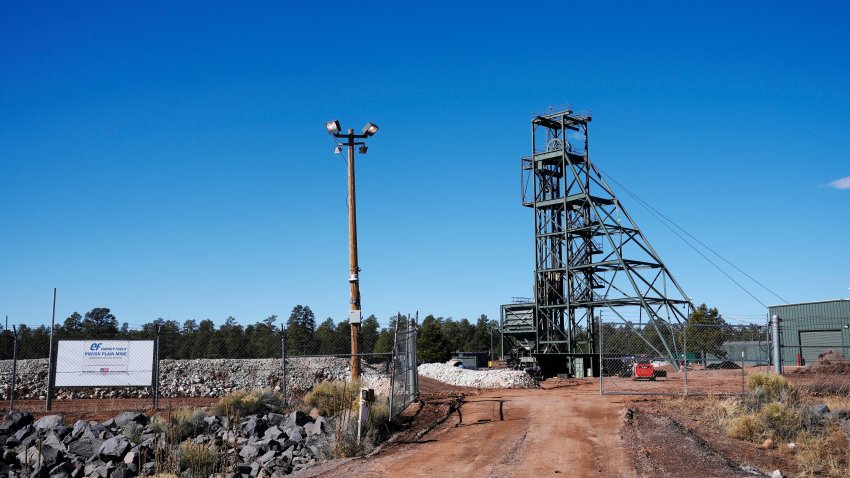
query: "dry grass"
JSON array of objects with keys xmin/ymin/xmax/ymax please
[
  {"xmin": 702, "ymin": 397, "xmax": 740, "ymax": 425},
  {"xmin": 818, "ymin": 396, "xmax": 850, "ymax": 413},
  {"xmin": 212, "ymin": 388, "xmax": 284, "ymax": 417},
  {"xmin": 304, "ymin": 380, "xmax": 362, "ymax": 417},
  {"xmin": 797, "ymin": 423, "xmax": 850, "ymax": 477},
  {"xmin": 696, "ymin": 374, "xmax": 850, "ymax": 477},
  {"xmin": 179, "ymin": 441, "xmax": 216, "ymax": 478},
  {"xmin": 305, "ymin": 380, "xmax": 393, "ymax": 459}
]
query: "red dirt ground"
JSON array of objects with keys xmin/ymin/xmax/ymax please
[{"xmin": 8, "ymin": 372, "xmax": 822, "ymax": 477}]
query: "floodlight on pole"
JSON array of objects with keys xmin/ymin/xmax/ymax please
[
  {"xmin": 362, "ymin": 122, "xmax": 379, "ymax": 136},
  {"xmin": 324, "ymin": 119, "xmax": 379, "ymax": 381},
  {"xmin": 326, "ymin": 120, "xmax": 341, "ymax": 135}
]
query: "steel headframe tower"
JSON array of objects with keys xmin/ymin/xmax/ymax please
[{"xmin": 521, "ymin": 108, "xmax": 693, "ymax": 372}]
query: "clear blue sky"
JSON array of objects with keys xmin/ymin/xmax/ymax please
[{"xmin": 2, "ymin": 1, "xmax": 848, "ymax": 330}]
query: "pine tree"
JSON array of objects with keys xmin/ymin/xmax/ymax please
[
  {"xmin": 418, "ymin": 315, "xmax": 451, "ymax": 363},
  {"xmin": 361, "ymin": 315, "xmax": 380, "ymax": 354},
  {"xmin": 286, "ymin": 305, "xmax": 316, "ymax": 355},
  {"xmin": 316, "ymin": 318, "xmax": 338, "ymax": 354}
]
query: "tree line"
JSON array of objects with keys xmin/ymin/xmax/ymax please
[{"xmin": 0, "ymin": 306, "xmax": 500, "ymax": 362}]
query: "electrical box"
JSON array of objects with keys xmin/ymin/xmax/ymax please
[{"xmin": 349, "ymin": 310, "xmax": 362, "ymax": 324}]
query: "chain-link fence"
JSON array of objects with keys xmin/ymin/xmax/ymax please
[
  {"xmin": 1, "ymin": 313, "xmax": 419, "ymax": 415},
  {"xmin": 779, "ymin": 316, "xmax": 850, "ymax": 396},
  {"xmin": 600, "ymin": 320, "xmax": 771, "ymax": 395},
  {"xmin": 389, "ymin": 314, "xmax": 418, "ymax": 418}
]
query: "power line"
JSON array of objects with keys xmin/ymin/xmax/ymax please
[
  {"xmin": 595, "ymin": 168, "xmax": 771, "ymax": 308},
  {"xmin": 598, "ymin": 168, "xmax": 788, "ymax": 304}
]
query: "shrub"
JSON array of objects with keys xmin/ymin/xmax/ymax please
[
  {"xmin": 758, "ymin": 402, "xmax": 800, "ymax": 441},
  {"xmin": 213, "ymin": 388, "xmax": 284, "ymax": 417},
  {"xmin": 304, "ymin": 380, "xmax": 361, "ymax": 417},
  {"xmin": 746, "ymin": 373, "xmax": 790, "ymax": 401},
  {"xmin": 180, "ymin": 441, "xmax": 215, "ymax": 478},
  {"xmin": 727, "ymin": 414, "xmax": 762, "ymax": 442},
  {"xmin": 164, "ymin": 407, "xmax": 208, "ymax": 443}
]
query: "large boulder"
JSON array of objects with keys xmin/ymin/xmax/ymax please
[
  {"xmin": 68, "ymin": 437, "xmax": 103, "ymax": 458},
  {"xmin": 70, "ymin": 420, "xmax": 91, "ymax": 438},
  {"xmin": 98, "ymin": 435, "xmax": 131, "ymax": 461},
  {"xmin": 3, "ymin": 411, "xmax": 34, "ymax": 432},
  {"xmin": 266, "ymin": 413, "xmax": 286, "ymax": 426},
  {"xmin": 113, "ymin": 412, "xmax": 148, "ymax": 428},
  {"xmin": 265, "ymin": 426, "xmax": 284, "ymax": 440},
  {"xmin": 283, "ymin": 426, "xmax": 304, "ymax": 442},
  {"xmin": 242, "ymin": 416, "xmax": 268, "ymax": 438},
  {"xmin": 34, "ymin": 415, "xmax": 64, "ymax": 431},
  {"xmin": 284, "ymin": 411, "xmax": 311, "ymax": 428},
  {"xmin": 239, "ymin": 445, "xmax": 259, "ymax": 461}
]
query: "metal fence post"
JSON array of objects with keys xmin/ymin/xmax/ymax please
[
  {"xmin": 152, "ymin": 324, "xmax": 161, "ymax": 409},
  {"xmin": 280, "ymin": 325, "xmax": 287, "ymax": 404},
  {"xmin": 683, "ymin": 325, "xmax": 688, "ymax": 397},
  {"xmin": 410, "ymin": 313, "xmax": 418, "ymax": 396},
  {"xmin": 388, "ymin": 312, "xmax": 401, "ymax": 417},
  {"xmin": 771, "ymin": 314, "xmax": 782, "ymax": 374},
  {"xmin": 45, "ymin": 288, "xmax": 57, "ymax": 411},
  {"xmin": 599, "ymin": 319, "xmax": 604, "ymax": 395},
  {"xmin": 9, "ymin": 326, "xmax": 19, "ymax": 412}
]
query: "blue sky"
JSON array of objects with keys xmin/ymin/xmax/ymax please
[{"xmin": 2, "ymin": 1, "xmax": 848, "ymax": 330}]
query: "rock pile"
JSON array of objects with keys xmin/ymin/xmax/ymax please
[
  {"xmin": 418, "ymin": 362, "xmax": 538, "ymax": 389},
  {"xmin": 0, "ymin": 408, "xmax": 334, "ymax": 477},
  {"xmin": 0, "ymin": 358, "xmax": 390, "ymax": 400}
]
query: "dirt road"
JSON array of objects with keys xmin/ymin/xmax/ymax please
[{"xmin": 311, "ymin": 382, "xmax": 636, "ymax": 478}]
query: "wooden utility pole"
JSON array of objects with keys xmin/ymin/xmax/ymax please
[
  {"xmin": 325, "ymin": 120, "xmax": 378, "ymax": 382},
  {"xmin": 347, "ymin": 130, "xmax": 362, "ymax": 380}
]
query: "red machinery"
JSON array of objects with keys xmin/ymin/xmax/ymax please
[{"xmin": 633, "ymin": 362, "xmax": 656, "ymax": 381}]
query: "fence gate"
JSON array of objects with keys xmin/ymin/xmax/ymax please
[{"xmin": 389, "ymin": 313, "xmax": 418, "ymax": 418}]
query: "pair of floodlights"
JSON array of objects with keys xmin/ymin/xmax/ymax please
[{"xmin": 326, "ymin": 120, "xmax": 379, "ymax": 154}]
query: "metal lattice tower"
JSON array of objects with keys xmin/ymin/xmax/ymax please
[{"xmin": 516, "ymin": 108, "xmax": 693, "ymax": 372}]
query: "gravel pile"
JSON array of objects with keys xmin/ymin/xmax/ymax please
[
  {"xmin": 418, "ymin": 362, "xmax": 538, "ymax": 389},
  {"xmin": 0, "ymin": 357, "xmax": 391, "ymax": 400}
]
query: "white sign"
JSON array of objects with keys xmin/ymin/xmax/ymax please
[{"xmin": 55, "ymin": 340, "xmax": 155, "ymax": 387}]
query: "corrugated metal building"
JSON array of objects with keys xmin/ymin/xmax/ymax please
[{"xmin": 769, "ymin": 299, "xmax": 850, "ymax": 366}]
